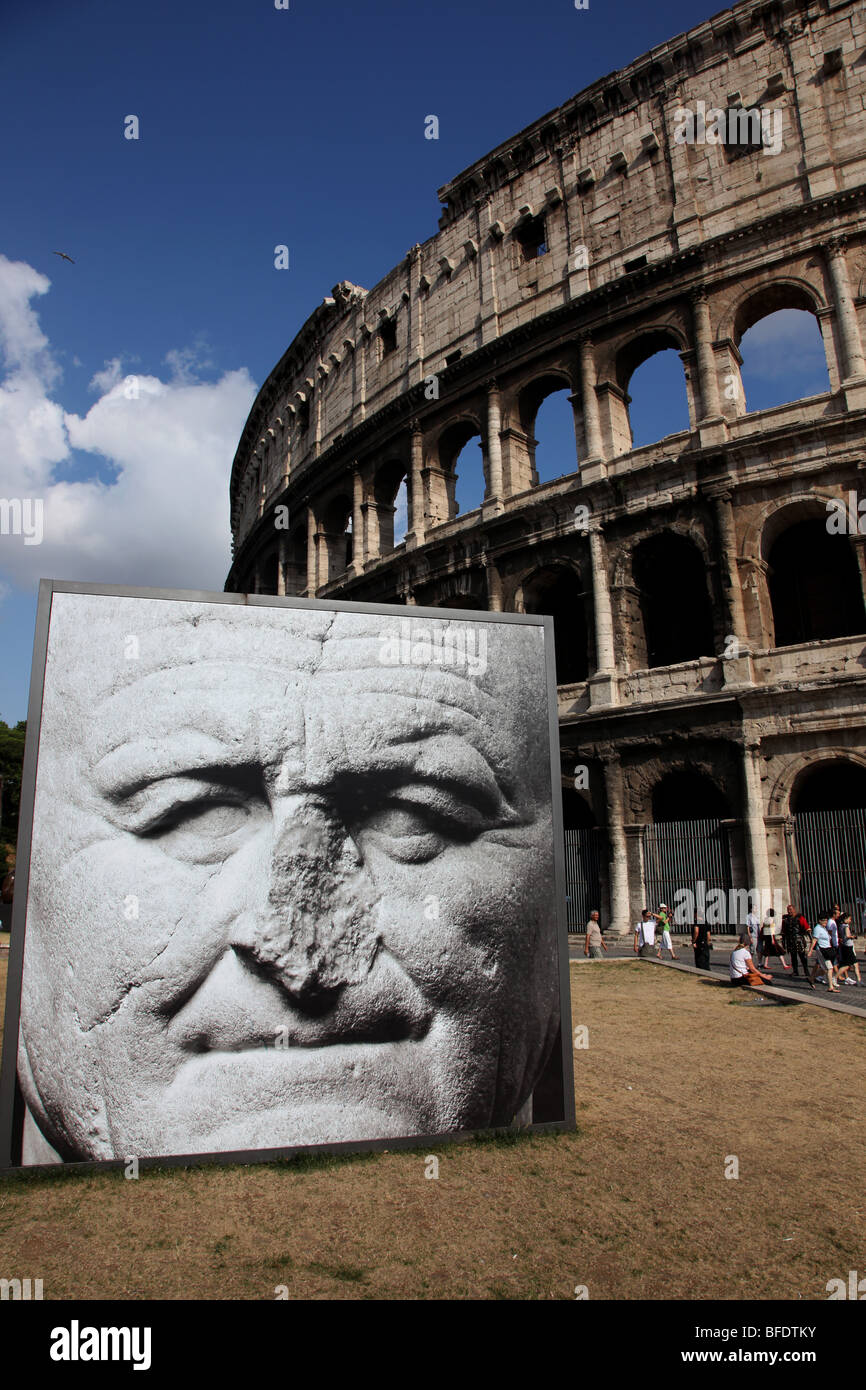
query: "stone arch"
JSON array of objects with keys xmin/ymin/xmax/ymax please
[
  {"xmin": 609, "ymin": 325, "xmax": 691, "ymax": 450},
  {"xmin": 768, "ymin": 750, "xmax": 866, "ymax": 818},
  {"xmin": 320, "ymin": 493, "xmax": 353, "ymax": 582},
  {"xmin": 651, "ymin": 768, "xmax": 732, "ymax": 822},
  {"xmin": 762, "ymin": 504, "xmax": 866, "ymax": 648},
  {"xmin": 729, "ymin": 279, "xmax": 826, "ymax": 344},
  {"xmin": 520, "ymin": 563, "xmax": 591, "ymax": 684},
  {"xmin": 437, "ymin": 415, "xmax": 485, "ymax": 520},
  {"xmin": 614, "ymin": 325, "xmax": 689, "ymax": 392},
  {"xmin": 514, "ymin": 371, "xmax": 578, "ymax": 488},
  {"xmin": 624, "ymin": 527, "xmax": 716, "ymax": 669},
  {"xmin": 372, "ymin": 459, "xmax": 409, "ymax": 555},
  {"xmin": 283, "ymin": 524, "xmax": 307, "ymax": 597}
]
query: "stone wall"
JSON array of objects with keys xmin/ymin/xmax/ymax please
[{"xmin": 226, "ymin": 0, "xmax": 866, "ymax": 933}]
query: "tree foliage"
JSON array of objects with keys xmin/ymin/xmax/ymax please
[{"xmin": 0, "ymin": 720, "xmax": 27, "ymax": 862}]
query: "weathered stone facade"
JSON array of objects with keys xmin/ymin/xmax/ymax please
[{"xmin": 226, "ymin": 0, "xmax": 866, "ymax": 933}]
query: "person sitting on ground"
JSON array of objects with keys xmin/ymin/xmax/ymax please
[
  {"xmin": 730, "ymin": 932, "xmax": 773, "ymax": 989},
  {"xmin": 836, "ymin": 913, "xmax": 861, "ymax": 987},
  {"xmin": 584, "ymin": 909, "xmax": 608, "ymax": 960},
  {"xmin": 808, "ymin": 914, "xmax": 839, "ymax": 993}
]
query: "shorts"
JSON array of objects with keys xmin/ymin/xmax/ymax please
[
  {"xmin": 818, "ymin": 946, "xmax": 836, "ymax": 966},
  {"xmin": 839, "ymin": 945, "xmax": 857, "ymax": 967}
]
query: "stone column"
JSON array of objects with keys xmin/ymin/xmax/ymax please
[
  {"xmin": 579, "ymin": 336, "xmax": 604, "ymax": 462},
  {"xmin": 351, "ymin": 468, "xmax": 365, "ymax": 571},
  {"xmin": 485, "ymin": 557, "xmax": 503, "ymax": 612},
  {"xmin": 306, "ymin": 506, "xmax": 318, "ymax": 595},
  {"xmin": 602, "ymin": 750, "xmax": 632, "ymax": 935},
  {"xmin": 588, "ymin": 523, "xmax": 617, "ymax": 707},
  {"xmin": 741, "ymin": 739, "xmax": 772, "ymax": 899},
  {"xmin": 277, "ymin": 534, "xmax": 287, "ymax": 597},
  {"xmin": 406, "ymin": 422, "xmax": 426, "ymax": 547},
  {"xmin": 483, "ymin": 380, "xmax": 505, "ymax": 515},
  {"xmin": 691, "ymin": 287, "xmax": 722, "ymax": 420},
  {"xmin": 713, "ymin": 490, "xmax": 748, "ymax": 644},
  {"xmin": 826, "ymin": 237, "xmax": 866, "ymax": 383}
]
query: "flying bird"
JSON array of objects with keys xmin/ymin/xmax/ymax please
[{"xmin": 53, "ymin": 251, "xmax": 75, "ymax": 263}]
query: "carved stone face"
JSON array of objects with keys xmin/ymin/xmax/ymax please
[{"xmin": 18, "ymin": 595, "xmax": 560, "ymax": 1162}]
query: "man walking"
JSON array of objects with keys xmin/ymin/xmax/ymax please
[
  {"xmin": 633, "ymin": 909, "xmax": 656, "ymax": 959},
  {"xmin": 584, "ymin": 909, "xmax": 608, "ymax": 960}
]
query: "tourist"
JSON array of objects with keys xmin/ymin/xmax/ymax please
[
  {"xmin": 828, "ymin": 905, "xmax": 841, "ymax": 954},
  {"xmin": 782, "ymin": 903, "xmax": 811, "ymax": 978},
  {"xmin": 584, "ymin": 910, "xmax": 608, "ymax": 960},
  {"xmin": 760, "ymin": 908, "xmax": 791, "ymax": 972},
  {"xmin": 633, "ymin": 908, "xmax": 656, "ymax": 959},
  {"xmin": 656, "ymin": 903, "xmax": 679, "ymax": 959},
  {"xmin": 730, "ymin": 932, "xmax": 772, "ymax": 989},
  {"xmin": 692, "ymin": 913, "xmax": 712, "ymax": 971},
  {"xmin": 836, "ymin": 913, "xmax": 861, "ymax": 986},
  {"xmin": 746, "ymin": 903, "xmax": 760, "ymax": 958},
  {"xmin": 808, "ymin": 914, "xmax": 839, "ymax": 992}
]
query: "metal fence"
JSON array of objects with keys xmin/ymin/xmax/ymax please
[
  {"xmin": 791, "ymin": 808, "xmax": 866, "ymax": 928},
  {"xmin": 563, "ymin": 827, "xmax": 603, "ymax": 931},
  {"xmin": 641, "ymin": 818, "xmax": 733, "ymax": 933}
]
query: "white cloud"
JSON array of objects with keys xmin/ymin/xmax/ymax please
[{"xmin": 0, "ymin": 255, "xmax": 258, "ymax": 595}]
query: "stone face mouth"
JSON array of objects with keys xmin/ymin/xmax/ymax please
[{"xmin": 165, "ymin": 943, "xmax": 434, "ymax": 1058}]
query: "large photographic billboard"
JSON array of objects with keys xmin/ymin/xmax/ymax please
[{"xmin": 0, "ymin": 581, "xmax": 573, "ymax": 1170}]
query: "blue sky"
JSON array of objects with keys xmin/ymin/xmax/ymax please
[{"xmin": 0, "ymin": 0, "xmax": 830, "ymax": 721}]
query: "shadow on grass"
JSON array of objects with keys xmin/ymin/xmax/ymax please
[{"xmin": 0, "ymin": 1125, "xmax": 572, "ymax": 1189}]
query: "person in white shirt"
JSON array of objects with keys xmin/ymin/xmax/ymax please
[
  {"xmin": 730, "ymin": 933, "xmax": 772, "ymax": 989},
  {"xmin": 633, "ymin": 909, "xmax": 656, "ymax": 958}
]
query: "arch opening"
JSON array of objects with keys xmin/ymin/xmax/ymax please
[
  {"xmin": 632, "ymin": 532, "xmax": 715, "ymax": 668},
  {"xmin": 626, "ymin": 348, "xmax": 690, "ymax": 448},
  {"xmin": 523, "ymin": 567, "xmax": 590, "ymax": 684},
  {"xmin": 738, "ymin": 307, "xmax": 830, "ymax": 412},
  {"xmin": 766, "ymin": 518, "xmax": 866, "ymax": 647}
]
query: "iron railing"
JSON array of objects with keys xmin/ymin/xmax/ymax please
[
  {"xmin": 563, "ymin": 827, "xmax": 603, "ymax": 931},
  {"xmin": 641, "ymin": 818, "xmax": 733, "ymax": 933},
  {"xmin": 791, "ymin": 808, "xmax": 866, "ymax": 928}
]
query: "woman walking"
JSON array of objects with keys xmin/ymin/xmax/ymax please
[
  {"xmin": 836, "ymin": 913, "xmax": 861, "ymax": 986},
  {"xmin": 692, "ymin": 914, "xmax": 712, "ymax": 971},
  {"xmin": 760, "ymin": 909, "xmax": 791, "ymax": 972}
]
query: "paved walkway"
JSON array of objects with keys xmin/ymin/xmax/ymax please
[{"xmin": 568, "ymin": 934, "xmax": 866, "ymax": 1015}]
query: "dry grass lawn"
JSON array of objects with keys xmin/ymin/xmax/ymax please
[{"xmin": 0, "ymin": 956, "xmax": 864, "ymax": 1300}]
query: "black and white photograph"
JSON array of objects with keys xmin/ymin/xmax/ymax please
[{"xmin": 2, "ymin": 586, "xmax": 571, "ymax": 1167}]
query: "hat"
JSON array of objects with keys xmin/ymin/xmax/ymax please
[{"xmin": 659, "ymin": 903, "xmax": 668, "ymax": 910}]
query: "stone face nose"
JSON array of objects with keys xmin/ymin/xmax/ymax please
[{"xmin": 229, "ymin": 803, "xmax": 381, "ymax": 1006}]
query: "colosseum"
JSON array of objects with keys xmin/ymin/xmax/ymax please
[{"xmin": 226, "ymin": 0, "xmax": 866, "ymax": 936}]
